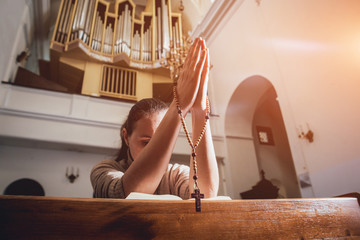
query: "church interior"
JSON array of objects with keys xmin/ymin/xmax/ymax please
[
  {"xmin": 1, "ymin": 0, "xmax": 360, "ymax": 201},
  {"xmin": 1, "ymin": 0, "xmax": 360, "ymax": 208},
  {"xmin": 1, "ymin": 0, "xmax": 360, "ymax": 238}
]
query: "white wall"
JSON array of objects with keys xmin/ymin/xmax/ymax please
[
  {"xmin": 0, "ymin": 0, "xmax": 32, "ymax": 83},
  {"xmin": 0, "ymin": 145, "xmax": 108, "ymax": 197},
  {"xmin": 207, "ymin": 0, "xmax": 360, "ymax": 197}
]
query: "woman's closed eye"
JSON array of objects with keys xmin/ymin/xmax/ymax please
[{"xmin": 140, "ymin": 139, "xmax": 150, "ymax": 146}]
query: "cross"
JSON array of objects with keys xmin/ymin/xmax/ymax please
[{"xmin": 191, "ymin": 189, "xmax": 204, "ymax": 212}]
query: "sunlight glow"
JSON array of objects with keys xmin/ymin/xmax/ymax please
[{"xmin": 270, "ymin": 38, "xmax": 330, "ymax": 52}]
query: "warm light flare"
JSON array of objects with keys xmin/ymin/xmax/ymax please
[{"xmin": 270, "ymin": 38, "xmax": 330, "ymax": 52}]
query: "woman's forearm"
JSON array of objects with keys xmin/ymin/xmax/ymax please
[
  {"xmin": 122, "ymin": 101, "xmax": 181, "ymax": 196},
  {"xmin": 189, "ymin": 110, "xmax": 219, "ymax": 198}
]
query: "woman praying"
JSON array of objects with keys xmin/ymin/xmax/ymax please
[{"xmin": 90, "ymin": 38, "xmax": 219, "ymax": 199}]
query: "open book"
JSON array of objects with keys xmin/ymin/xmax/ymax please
[{"xmin": 126, "ymin": 192, "xmax": 232, "ymax": 200}]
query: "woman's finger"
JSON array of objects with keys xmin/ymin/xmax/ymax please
[
  {"xmin": 194, "ymin": 49, "xmax": 207, "ymax": 81},
  {"xmin": 200, "ymin": 49, "xmax": 210, "ymax": 88},
  {"xmin": 190, "ymin": 40, "xmax": 206, "ymax": 71},
  {"xmin": 183, "ymin": 38, "xmax": 200, "ymax": 66}
]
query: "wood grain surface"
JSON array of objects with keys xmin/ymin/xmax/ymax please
[{"xmin": 0, "ymin": 195, "xmax": 359, "ymax": 239}]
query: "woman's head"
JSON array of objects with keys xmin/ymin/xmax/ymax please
[{"xmin": 116, "ymin": 98, "xmax": 168, "ymax": 162}]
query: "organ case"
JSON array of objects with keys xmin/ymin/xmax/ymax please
[{"xmin": 50, "ymin": 0, "xmax": 184, "ymax": 70}]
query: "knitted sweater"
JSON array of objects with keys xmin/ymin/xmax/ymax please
[{"xmin": 90, "ymin": 158, "xmax": 190, "ymax": 199}]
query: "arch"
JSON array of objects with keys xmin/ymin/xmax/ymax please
[
  {"xmin": 224, "ymin": 75, "xmax": 300, "ymax": 199},
  {"xmin": 225, "ymin": 75, "xmax": 272, "ymax": 137},
  {"xmin": 4, "ymin": 178, "xmax": 45, "ymax": 196}
]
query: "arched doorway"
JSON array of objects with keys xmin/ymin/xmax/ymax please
[{"xmin": 224, "ymin": 75, "xmax": 300, "ymax": 199}]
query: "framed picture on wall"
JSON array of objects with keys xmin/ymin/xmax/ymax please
[{"xmin": 256, "ymin": 126, "xmax": 275, "ymax": 145}]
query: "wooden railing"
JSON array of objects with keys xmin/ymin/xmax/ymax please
[
  {"xmin": 0, "ymin": 195, "xmax": 359, "ymax": 239},
  {"xmin": 99, "ymin": 64, "xmax": 137, "ymax": 100}
]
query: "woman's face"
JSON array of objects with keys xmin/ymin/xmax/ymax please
[{"xmin": 123, "ymin": 110, "xmax": 166, "ymax": 160}]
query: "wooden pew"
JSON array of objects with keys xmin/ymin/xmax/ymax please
[{"xmin": 0, "ymin": 195, "xmax": 359, "ymax": 239}]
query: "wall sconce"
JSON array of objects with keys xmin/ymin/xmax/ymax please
[
  {"xmin": 66, "ymin": 167, "xmax": 79, "ymax": 183},
  {"xmin": 16, "ymin": 48, "xmax": 31, "ymax": 63},
  {"xmin": 179, "ymin": 0, "xmax": 184, "ymax": 11},
  {"xmin": 298, "ymin": 124, "xmax": 314, "ymax": 143}
]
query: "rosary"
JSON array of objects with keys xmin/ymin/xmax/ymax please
[{"xmin": 173, "ymin": 85, "xmax": 210, "ymax": 212}]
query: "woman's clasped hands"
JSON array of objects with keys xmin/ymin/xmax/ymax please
[{"xmin": 175, "ymin": 37, "xmax": 210, "ymax": 114}]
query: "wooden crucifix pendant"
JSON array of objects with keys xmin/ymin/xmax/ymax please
[{"xmin": 191, "ymin": 188, "xmax": 204, "ymax": 212}]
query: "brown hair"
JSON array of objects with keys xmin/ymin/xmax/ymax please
[{"xmin": 115, "ymin": 98, "xmax": 168, "ymax": 162}]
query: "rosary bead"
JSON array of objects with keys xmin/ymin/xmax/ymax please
[
  {"xmin": 173, "ymin": 85, "xmax": 210, "ymax": 212},
  {"xmin": 174, "ymin": 77, "xmax": 209, "ymax": 212}
]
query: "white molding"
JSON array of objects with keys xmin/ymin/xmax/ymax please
[
  {"xmin": 1, "ymin": 84, "xmax": 226, "ymax": 139},
  {"xmin": 226, "ymin": 135, "xmax": 253, "ymax": 141},
  {"xmin": 4, "ymin": 83, "xmax": 133, "ymax": 108},
  {"xmin": 3, "ymin": 3, "xmax": 32, "ymax": 83},
  {"xmin": 6, "ymin": 83, "xmax": 72, "ymax": 99},
  {"xmin": 0, "ymin": 84, "xmax": 11, "ymax": 108},
  {"xmin": 0, "ymin": 107, "xmax": 226, "ymax": 155},
  {"xmin": 0, "ymin": 135, "xmax": 118, "ymax": 154},
  {"xmin": 0, "ymin": 84, "xmax": 225, "ymax": 154},
  {"xmin": 191, "ymin": 0, "xmax": 245, "ymax": 44},
  {"xmin": 0, "ymin": 108, "xmax": 121, "ymax": 129}
]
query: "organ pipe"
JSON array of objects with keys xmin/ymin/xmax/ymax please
[{"xmin": 52, "ymin": 0, "xmax": 182, "ymax": 66}]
